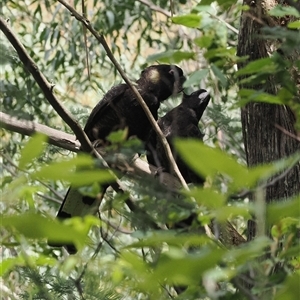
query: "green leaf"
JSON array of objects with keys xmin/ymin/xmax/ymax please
[
  {"xmin": 78, "ymin": 182, "xmax": 101, "ymax": 198},
  {"xmin": 149, "ymin": 247, "xmax": 224, "ymax": 286},
  {"xmin": 269, "ymin": 5, "xmax": 300, "ymax": 18},
  {"xmin": 211, "ymin": 64, "xmax": 227, "ymax": 87},
  {"xmin": 275, "ymin": 273, "xmax": 300, "ymax": 300},
  {"xmin": 183, "ymin": 69, "xmax": 209, "ymax": 87},
  {"xmin": 147, "ymin": 50, "xmax": 195, "ymax": 64},
  {"xmin": 288, "ymin": 20, "xmax": 300, "ymax": 29},
  {"xmin": 18, "ymin": 133, "xmax": 47, "ymax": 169},
  {"xmin": 236, "ymin": 57, "xmax": 276, "ymax": 76},
  {"xmin": 33, "ymin": 155, "xmax": 114, "ymax": 186},
  {"xmin": 183, "ymin": 187, "xmax": 226, "ymax": 209},
  {"xmin": 225, "ymin": 237, "xmax": 271, "ymax": 265},
  {"xmin": 106, "ymin": 128, "xmax": 128, "ymax": 143},
  {"xmin": 194, "ymin": 35, "xmax": 213, "ymax": 48},
  {"xmin": 243, "ymin": 152, "xmax": 300, "ymax": 189},
  {"xmin": 174, "ymin": 139, "xmax": 249, "ymax": 189},
  {"xmin": 214, "ymin": 205, "xmax": 251, "ymax": 222},
  {"xmin": 128, "ymin": 231, "xmax": 210, "ymax": 248},
  {"xmin": 266, "ymin": 196, "xmax": 300, "ymax": 225},
  {"xmin": 1, "ymin": 213, "xmax": 97, "ymax": 251},
  {"xmin": 237, "ymin": 89, "xmax": 286, "ymax": 106},
  {"xmin": 0, "ymin": 255, "xmax": 56, "ymax": 276},
  {"xmin": 172, "ymin": 14, "xmax": 202, "ymax": 28}
]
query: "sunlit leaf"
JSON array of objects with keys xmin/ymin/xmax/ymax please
[
  {"xmin": 236, "ymin": 57, "xmax": 276, "ymax": 76},
  {"xmin": 1, "ymin": 213, "xmax": 98, "ymax": 251},
  {"xmin": 247, "ymin": 152, "xmax": 300, "ymax": 187},
  {"xmin": 267, "ymin": 196, "xmax": 300, "ymax": 225},
  {"xmin": 275, "ymin": 273, "xmax": 300, "ymax": 300},
  {"xmin": 214, "ymin": 205, "xmax": 251, "ymax": 222},
  {"xmin": 269, "ymin": 5, "xmax": 300, "ymax": 17},
  {"xmin": 174, "ymin": 139, "xmax": 249, "ymax": 189},
  {"xmin": 149, "ymin": 247, "xmax": 224, "ymax": 286},
  {"xmin": 128, "ymin": 231, "xmax": 210, "ymax": 248},
  {"xmin": 106, "ymin": 128, "xmax": 128, "ymax": 143},
  {"xmin": 147, "ymin": 50, "xmax": 195, "ymax": 64},
  {"xmin": 172, "ymin": 14, "xmax": 202, "ymax": 28},
  {"xmin": 183, "ymin": 187, "xmax": 226, "ymax": 208},
  {"xmin": 183, "ymin": 69, "xmax": 209, "ymax": 87},
  {"xmin": 225, "ymin": 237, "xmax": 271, "ymax": 265},
  {"xmin": 0, "ymin": 255, "xmax": 56, "ymax": 276},
  {"xmin": 238, "ymin": 89, "xmax": 286, "ymax": 106},
  {"xmin": 18, "ymin": 133, "xmax": 47, "ymax": 169},
  {"xmin": 194, "ymin": 35, "xmax": 213, "ymax": 48},
  {"xmin": 288, "ymin": 20, "xmax": 300, "ymax": 29},
  {"xmin": 32, "ymin": 155, "xmax": 114, "ymax": 186},
  {"xmin": 211, "ymin": 64, "xmax": 227, "ymax": 87}
]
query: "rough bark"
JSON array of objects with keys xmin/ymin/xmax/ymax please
[{"xmin": 237, "ymin": 1, "xmax": 300, "ymax": 240}]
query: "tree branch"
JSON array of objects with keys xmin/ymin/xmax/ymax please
[
  {"xmin": 56, "ymin": 0, "xmax": 188, "ymax": 189},
  {"xmin": 0, "ymin": 111, "xmax": 181, "ymax": 190},
  {"xmin": 136, "ymin": 0, "xmax": 171, "ymax": 17},
  {"xmin": 0, "ymin": 112, "xmax": 80, "ymax": 152},
  {"xmin": 1, "ymin": 113, "xmax": 246, "ymax": 246},
  {"xmin": 0, "ymin": 17, "xmax": 93, "ymax": 153}
]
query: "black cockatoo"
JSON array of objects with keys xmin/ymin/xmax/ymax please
[
  {"xmin": 147, "ymin": 89, "xmax": 210, "ymax": 184},
  {"xmin": 52, "ymin": 65, "xmax": 185, "ymax": 252}
]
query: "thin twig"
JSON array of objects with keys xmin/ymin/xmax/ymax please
[
  {"xmin": 169, "ymin": 0, "xmax": 174, "ymax": 17},
  {"xmin": 56, "ymin": 0, "xmax": 189, "ymax": 189},
  {"xmin": 101, "ymin": 217, "xmax": 133, "ymax": 234},
  {"xmin": 0, "ymin": 152, "xmax": 64, "ymax": 201},
  {"xmin": 100, "ymin": 226, "xmax": 120, "ymax": 254},
  {"xmin": 230, "ymin": 155, "xmax": 300, "ymax": 199},
  {"xmin": 232, "ymin": 277, "xmax": 259, "ymax": 300},
  {"xmin": 36, "ymin": 192, "xmax": 62, "ymax": 204},
  {"xmin": 73, "ymin": 277, "xmax": 86, "ymax": 300},
  {"xmin": 275, "ymin": 123, "xmax": 300, "ymax": 142},
  {"xmin": 207, "ymin": 12, "xmax": 239, "ymax": 34},
  {"xmin": 137, "ymin": 0, "xmax": 171, "ymax": 17},
  {"xmin": 81, "ymin": 0, "xmax": 90, "ymax": 79}
]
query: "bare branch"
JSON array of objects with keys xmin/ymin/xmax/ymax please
[
  {"xmin": 232, "ymin": 277, "xmax": 259, "ymax": 300},
  {"xmin": 275, "ymin": 123, "xmax": 300, "ymax": 142},
  {"xmin": 0, "ymin": 111, "xmax": 181, "ymax": 191},
  {"xmin": 0, "ymin": 112, "xmax": 80, "ymax": 152},
  {"xmin": 56, "ymin": 0, "xmax": 188, "ymax": 189},
  {"xmin": 0, "ymin": 17, "xmax": 93, "ymax": 153},
  {"xmin": 207, "ymin": 12, "xmax": 239, "ymax": 34}
]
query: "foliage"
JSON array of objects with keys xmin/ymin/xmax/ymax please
[{"xmin": 1, "ymin": 0, "xmax": 299, "ymax": 299}]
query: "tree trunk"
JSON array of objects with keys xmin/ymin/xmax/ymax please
[{"xmin": 237, "ymin": 0, "xmax": 300, "ymax": 241}]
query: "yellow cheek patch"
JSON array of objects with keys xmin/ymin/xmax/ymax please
[{"xmin": 148, "ymin": 69, "xmax": 160, "ymax": 83}]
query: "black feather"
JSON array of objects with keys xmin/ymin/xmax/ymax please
[
  {"xmin": 51, "ymin": 65, "xmax": 185, "ymax": 253},
  {"xmin": 84, "ymin": 64, "xmax": 186, "ymax": 143},
  {"xmin": 147, "ymin": 89, "xmax": 210, "ymax": 184}
]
